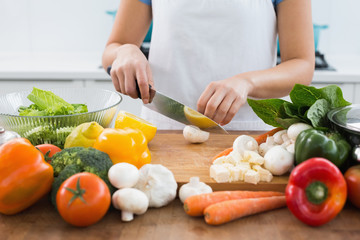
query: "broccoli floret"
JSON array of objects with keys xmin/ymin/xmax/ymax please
[{"xmin": 50, "ymin": 147, "xmax": 115, "ymax": 206}]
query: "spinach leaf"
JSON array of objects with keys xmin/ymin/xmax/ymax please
[
  {"xmin": 290, "ymin": 84, "xmax": 322, "ymax": 107},
  {"xmin": 247, "ymin": 98, "xmax": 288, "ymax": 128},
  {"xmin": 283, "ymin": 102, "xmax": 302, "ymax": 119},
  {"xmin": 307, "ymin": 99, "xmax": 331, "ymax": 127},
  {"xmin": 275, "ymin": 117, "xmax": 301, "ymax": 129},
  {"xmin": 248, "ymin": 84, "xmax": 352, "ymax": 129},
  {"xmin": 319, "ymin": 85, "xmax": 351, "ymax": 108}
]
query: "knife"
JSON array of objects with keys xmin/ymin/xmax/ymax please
[{"xmin": 107, "ymin": 66, "xmax": 228, "ymax": 134}]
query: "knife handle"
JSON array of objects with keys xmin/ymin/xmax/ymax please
[{"xmin": 107, "ymin": 66, "xmax": 150, "ymax": 99}]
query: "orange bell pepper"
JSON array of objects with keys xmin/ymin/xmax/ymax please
[
  {"xmin": 0, "ymin": 138, "xmax": 54, "ymax": 215},
  {"xmin": 93, "ymin": 128, "xmax": 151, "ymax": 169}
]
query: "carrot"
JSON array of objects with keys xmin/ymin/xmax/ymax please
[
  {"xmin": 255, "ymin": 127, "xmax": 283, "ymax": 145},
  {"xmin": 211, "ymin": 147, "xmax": 233, "ymax": 162},
  {"xmin": 183, "ymin": 191, "xmax": 284, "ymax": 217},
  {"xmin": 204, "ymin": 196, "xmax": 286, "ymax": 225}
]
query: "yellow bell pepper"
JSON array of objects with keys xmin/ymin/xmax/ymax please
[{"xmin": 93, "ymin": 128, "xmax": 151, "ymax": 169}]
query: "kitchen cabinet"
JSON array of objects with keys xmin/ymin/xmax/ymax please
[
  {"xmin": 1, "ymin": 79, "xmax": 358, "ymax": 119},
  {"xmin": 0, "ymin": 79, "xmax": 83, "ymax": 96},
  {"xmin": 1, "ymin": 53, "xmax": 360, "ymax": 114},
  {"xmin": 85, "ymin": 80, "xmax": 143, "ymax": 115},
  {"xmin": 355, "ymin": 84, "xmax": 360, "ymax": 105}
]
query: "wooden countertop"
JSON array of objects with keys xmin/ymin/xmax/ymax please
[
  {"xmin": 1, "ymin": 197, "xmax": 359, "ymax": 240},
  {"xmin": 0, "ymin": 131, "xmax": 360, "ymax": 240}
]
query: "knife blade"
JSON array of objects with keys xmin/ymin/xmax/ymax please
[{"xmin": 106, "ymin": 66, "xmax": 228, "ymax": 134}]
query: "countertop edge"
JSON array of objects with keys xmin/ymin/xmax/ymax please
[{"xmin": 0, "ymin": 53, "xmax": 359, "ymax": 82}]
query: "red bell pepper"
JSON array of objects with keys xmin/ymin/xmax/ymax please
[{"xmin": 285, "ymin": 157, "xmax": 347, "ymax": 227}]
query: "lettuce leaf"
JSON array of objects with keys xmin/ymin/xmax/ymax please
[{"xmin": 18, "ymin": 88, "xmax": 88, "ymax": 116}]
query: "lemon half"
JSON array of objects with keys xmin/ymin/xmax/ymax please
[
  {"xmin": 115, "ymin": 111, "xmax": 157, "ymax": 142},
  {"xmin": 184, "ymin": 106, "xmax": 217, "ymax": 129}
]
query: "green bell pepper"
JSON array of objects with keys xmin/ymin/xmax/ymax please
[{"xmin": 295, "ymin": 129, "xmax": 351, "ymax": 167}]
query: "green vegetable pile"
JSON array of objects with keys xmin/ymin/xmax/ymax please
[
  {"xmin": 248, "ymin": 84, "xmax": 351, "ymax": 129},
  {"xmin": 23, "ymin": 125, "xmax": 74, "ymax": 148},
  {"xmin": 18, "ymin": 87, "xmax": 88, "ymax": 116},
  {"xmin": 50, "ymin": 147, "xmax": 115, "ymax": 206},
  {"xmin": 15, "ymin": 87, "xmax": 90, "ymax": 148}
]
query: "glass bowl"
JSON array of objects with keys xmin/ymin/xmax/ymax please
[
  {"xmin": 0, "ymin": 88, "xmax": 122, "ymax": 148},
  {"xmin": 328, "ymin": 104, "xmax": 360, "ymax": 165}
]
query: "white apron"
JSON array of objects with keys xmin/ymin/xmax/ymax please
[{"xmin": 141, "ymin": 0, "xmax": 277, "ymax": 130}]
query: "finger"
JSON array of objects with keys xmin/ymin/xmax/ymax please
[
  {"xmin": 136, "ymin": 64, "xmax": 150, "ymax": 104},
  {"xmin": 146, "ymin": 64, "xmax": 155, "ymax": 103},
  {"xmin": 110, "ymin": 68, "xmax": 121, "ymax": 93},
  {"xmin": 146, "ymin": 64, "xmax": 154, "ymax": 89},
  {"xmin": 123, "ymin": 68, "xmax": 138, "ymax": 99},
  {"xmin": 212, "ymin": 93, "xmax": 236, "ymax": 124},
  {"xmin": 203, "ymin": 90, "xmax": 227, "ymax": 120},
  {"xmin": 118, "ymin": 72, "xmax": 126, "ymax": 94},
  {"xmin": 197, "ymin": 82, "xmax": 216, "ymax": 114},
  {"xmin": 220, "ymin": 97, "xmax": 244, "ymax": 126}
]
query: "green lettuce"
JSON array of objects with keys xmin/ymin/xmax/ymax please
[{"xmin": 18, "ymin": 88, "xmax": 88, "ymax": 116}]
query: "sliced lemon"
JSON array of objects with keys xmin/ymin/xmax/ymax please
[
  {"xmin": 114, "ymin": 111, "xmax": 157, "ymax": 142},
  {"xmin": 184, "ymin": 106, "xmax": 217, "ymax": 129}
]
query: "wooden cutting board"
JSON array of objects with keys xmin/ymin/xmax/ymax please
[{"xmin": 149, "ymin": 130, "xmax": 288, "ymax": 192}]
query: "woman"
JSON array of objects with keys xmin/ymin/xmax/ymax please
[{"xmin": 102, "ymin": 0, "xmax": 314, "ymax": 130}]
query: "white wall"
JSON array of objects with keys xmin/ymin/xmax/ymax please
[
  {"xmin": 312, "ymin": 0, "xmax": 360, "ymax": 55},
  {"xmin": 0, "ymin": 0, "xmax": 359, "ymax": 55},
  {"xmin": 0, "ymin": 0, "xmax": 118, "ymax": 53}
]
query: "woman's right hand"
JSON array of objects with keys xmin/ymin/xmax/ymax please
[{"xmin": 109, "ymin": 44, "xmax": 153, "ymax": 104}]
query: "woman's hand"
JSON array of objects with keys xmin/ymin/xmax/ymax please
[
  {"xmin": 109, "ymin": 44, "xmax": 153, "ymax": 104},
  {"xmin": 197, "ymin": 76, "xmax": 253, "ymax": 126}
]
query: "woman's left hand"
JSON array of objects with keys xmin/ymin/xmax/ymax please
[{"xmin": 197, "ymin": 76, "xmax": 253, "ymax": 126}]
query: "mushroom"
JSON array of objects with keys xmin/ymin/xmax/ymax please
[
  {"xmin": 258, "ymin": 136, "xmax": 276, "ymax": 157},
  {"xmin": 287, "ymin": 123, "xmax": 313, "ymax": 142},
  {"xmin": 286, "ymin": 143, "xmax": 295, "ymax": 154},
  {"xmin": 183, "ymin": 125, "xmax": 210, "ymax": 143},
  {"xmin": 108, "ymin": 162, "xmax": 139, "ymax": 189},
  {"xmin": 134, "ymin": 164, "xmax": 178, "ymax": 208},
  {"xmin": 273, "ymin": 130, "xmax": 288, "ymax": 145},
  {"xmin": 112, "ymin": 188, "xmax": 149, "ymax": 222},
  {"xmin": 179, "ymin": 177, "xmax": 213, "ymax": 203},
  {"xmin": 264, "ymin": 145, "xmax": 294, "ymax": 175},
  {"xmin": 232, "ymin": 135, "xmax": 258, "ymax": 157}
]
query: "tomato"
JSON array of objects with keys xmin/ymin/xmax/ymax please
[
  {"xmin": 36, "ymin": 144, "xmax": 61, "ymax": 162},
  {"xmin": 344, "ymin": 165, "xmax": 360, "ymax": 209},
  {"xmin": 56, "ymin": 172, "xmax": 111, "ymax": 227}
]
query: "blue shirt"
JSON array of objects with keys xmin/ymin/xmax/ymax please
[{"xmin": 139, "ymin": 0, "xmax": 284, "ymax": 8}]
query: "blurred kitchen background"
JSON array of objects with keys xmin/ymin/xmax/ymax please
[{"xmin": 0, "ymin": 0, "xmax": 360, "ymax": 116}]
